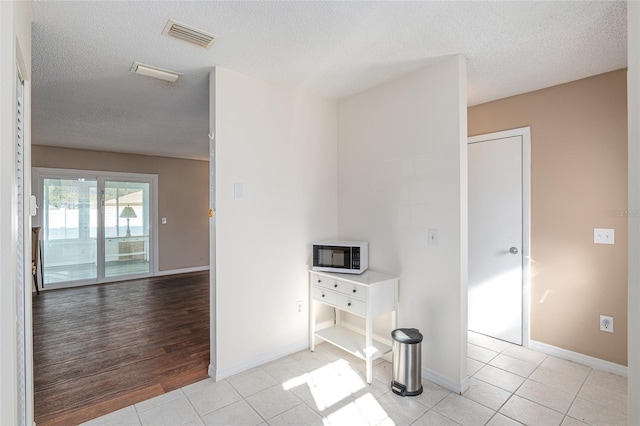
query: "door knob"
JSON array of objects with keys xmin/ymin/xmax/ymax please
[{"xmin": 510, "ymin": 247, "xmax": 519, "ymax": 254}]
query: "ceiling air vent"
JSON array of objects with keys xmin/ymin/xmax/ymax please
[
  {"xmin": 130, "ymin": 62, "xmax": 183, "ymax": 83},
  {"xmin": 162, "ymin": 19, "xmax": 217, "ymax": 49}
]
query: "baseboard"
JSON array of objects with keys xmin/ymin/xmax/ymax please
[
  {"xmin": 422, "ymin": 367, "xmax": 470, "ymax": 394},
  {"xmin": 209, "ymin": 336, "xmax": 472, "ymax": 394},
  {"xmin": 213, "ymin": 339, "xmax": 310, "ymax": 381},
  {"xmin": 529, "ymin": 340, "xmax": 628, "ymax": 377},
  {"xmin": 155, "ymin": 265, "xmax": 209, "ymax": 276}
]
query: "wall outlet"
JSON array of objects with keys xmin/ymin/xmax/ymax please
[
  {"xmin": 296, "ymin": 300, "xmax": 303, "ymax": 313},
  {"xmin": 600, "ymin": 315, "xmax": 614, "ymax": 333}
]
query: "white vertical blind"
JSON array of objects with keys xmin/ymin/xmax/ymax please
[{"xmin": 16, "ymin": 70, "xmax": 27, "ymax": 426}]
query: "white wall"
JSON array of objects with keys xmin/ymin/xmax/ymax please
[
  {"xmin": 0, "ymin": 1, "xmax": 33, "ymax": 424},
  {"xmin": 208, "ymin": 69, "xmax": 218, "ymax": 382},
  {"xmin": 212, "ymin": 67, "xmax": 338, "ymax": 377},
  {"xmin": 628, "ymin": 2, "xmax": 640, "ymax": 424},
  {"xmin": 337, "ymin": 55, "xmax": 468, "ymax": 392}
]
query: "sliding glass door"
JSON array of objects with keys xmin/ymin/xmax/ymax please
[
  {"xmin": 104, "ymin": 180, "xmax": 150, "ymax": 279},
  {"xmin": 41, "ymin": 177, "xmax": 98, "ymax": 284},
  {"xmin": 35, "ymin": 169, "xmax": 156, "ymax": 288}
]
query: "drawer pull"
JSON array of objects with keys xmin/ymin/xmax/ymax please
[
  {"xmin": 321, "ymin": 293, "xmax": 325, "ymax": 298},
  {"xmin": 334, "ymin": 284, "xmax": 338, "ymax": 288},
  {"xmin": 352, "ymin": 289, "xmax": 356, "ymax": 293},
  {"xmin": 318, "ymin": 279, "xmax": 321, "ymax": 283},
  {"xmin": 348, "ymin": 302, "xmax": 352, "ymax": 307}
]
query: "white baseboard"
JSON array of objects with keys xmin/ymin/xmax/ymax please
[
  {"xmin": 212, "ymin": 339, "xmax": 310, "ymax": 381},
  {"xmin": 207, "ymin": 336, "xmax": 472, "ymax": 396},
  {"xmin": 155, "ymin": 265, "xmax": 209, "ymax": 276},
  {"xmin": 422, "ymin": 367, "xmax": 469, "ymax": 394},
  {"xmin": 529, "ymin": 340, "xmax": 628, "ymax": 377}
]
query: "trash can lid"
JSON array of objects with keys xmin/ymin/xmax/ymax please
[{"xmin": 391, "ymin": 328, "xmax": 423, "ymax": 344}]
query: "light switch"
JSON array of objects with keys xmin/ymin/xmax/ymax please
[
  {"xmin": 428, "ymin": 229, "xmax": 439, "ymax": 245},
  {"xmin": 161, "ymin": 217, "xmax": 167, "ymax": 224},
  {"xmin": 594, "ymin": 228, "xmax": 614, "ymax": 245},
  {"xmin": 234, "ymin": 183, "xmax": 244, "ymax": 199}
]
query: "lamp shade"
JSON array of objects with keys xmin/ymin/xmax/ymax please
[{"xmin": 120, "ymin": 206, "xmax": 137, "ymax": 219}]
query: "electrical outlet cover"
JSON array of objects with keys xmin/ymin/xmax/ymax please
[
  {"xmin": 594, "ymin": 228, "xmax": 615, "ymax": 245},
  {"xmin": 600, "ymin": 315, "xmax": 614, "ymax": 333}
]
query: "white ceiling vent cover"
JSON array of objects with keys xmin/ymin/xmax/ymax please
[
  {"xmin": 162, "ymin": 19, "xmax": 217, "ymax": 49},
  {"xmin": 130, "ymin": 62, "xmax": 183, "ymax": 83}
]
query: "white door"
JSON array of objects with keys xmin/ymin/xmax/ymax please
[{"xmin": 468, "ymin": 130, "xmax": 528, "ymax": 345}]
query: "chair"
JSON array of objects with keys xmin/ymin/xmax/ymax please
[{"xmin": 32, "ymin": 227, "xmax": 42, "ymax": 295}]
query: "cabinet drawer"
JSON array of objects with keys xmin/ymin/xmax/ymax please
[
  {"xmin": 313, "ymin": 275, "xmax": 337, "ymax": 290},
  {"xmin": 312, "ymin": 286, "xmax": 336, "ymax": 305},
  {"xmin": 341, "ymin": 283, "xmax": 365, "ymax": 301},
  {"xmin": 312, "ymin": 275, "xmax": 366, "ymax": 301},
  {"xmin": 335, "ymin": 294, "xmax": 366, "ymax": 316}
]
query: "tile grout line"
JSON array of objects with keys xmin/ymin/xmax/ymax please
[
  {"xmin": 562, "ymin": 366, "xmax": 594, "ymax": 426},
  {"xmin": 133, "ymin": 403, "xmax": 143, "ymax": 425},
  {"xmin": 477, "ymin": 342, "xmax": 524, "ymax": 426},
  {"xmin": 467, "ymin": 335, "xmax": 504, "ymax": 426},
  {"xmin": 474, "ymin": 338, "xmax": 552, "ymax": 426},
  {"xmin": 181, "ymin": 387, "xmax": 207, "ymax": 425},
  {"xmin": 489, "ymin": 357, "xmax": 548, "ymax": 425},
  {"xmin": 483, "ymin": 344, "xmax": 601, "ymax": 426}
]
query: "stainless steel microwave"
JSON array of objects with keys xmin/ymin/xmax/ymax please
[{"xmin": 312, "ymin": 241, "xmax": 368, "ymax": 274}]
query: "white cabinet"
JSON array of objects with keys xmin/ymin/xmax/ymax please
[{"xmin": 309, "ymin": 270, "xmax": 398, "ymax": 384}]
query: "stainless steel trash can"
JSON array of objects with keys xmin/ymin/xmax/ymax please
[{"xmin": 391, "ymin": 328, "xmax": 423, "ymax": 396}]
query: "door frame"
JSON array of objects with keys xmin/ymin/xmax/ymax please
[
  {"xmin": 32, "ymin": 167, "xmax": 159, "ymax": 288},
  {"xmin": 468, "ymin": 126, "xmax": 532, "ymax": 347}
]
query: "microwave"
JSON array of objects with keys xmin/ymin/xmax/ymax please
[{"xmin": 312, "ymin": 241, "xmax": 368, "ymax": 274}]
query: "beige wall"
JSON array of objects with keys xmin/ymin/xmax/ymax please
[
  {"xmin": 32, "ymin": 145, "xmax": 209, "ymax": 272},
  {"xmin": 469, "ymin": 69, "xmax": 628, "ymax": 365}
]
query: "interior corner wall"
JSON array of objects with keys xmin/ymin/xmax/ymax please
[
  {"xmin": 213, "ymin": 67, "xmax": 338, "ymax": 376},
  {"xmin": 627, "ymin": 1, "xmax": 640, "ymax": 423},
  {"xmin": 468, "ymin": 70, "xmax": 628, "ymax": 366},
  {"xmin": 30, "ymin": 146, "xmax": 210, "ymax": 272},
  {"xmin": 337, "ymin": 55, "xmax": 469, "ymax": 390}
]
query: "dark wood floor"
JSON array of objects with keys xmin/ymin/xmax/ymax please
[{"xmin": 33, "ymin": 271, "xmax": 210, "ymax": 426}]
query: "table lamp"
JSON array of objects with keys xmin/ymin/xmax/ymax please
[{"xmin": 120, "ymin": 206, "xmax": 137, "ymax": 237}]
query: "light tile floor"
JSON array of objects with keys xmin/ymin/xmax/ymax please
[{"xmin": 82, "ymin": 332, "xmax": 628, "ymax": 426}]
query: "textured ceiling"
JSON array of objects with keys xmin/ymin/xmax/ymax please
[{"xmin": 31, "ymin": 1, "xmax": 627, "ymax": 161}]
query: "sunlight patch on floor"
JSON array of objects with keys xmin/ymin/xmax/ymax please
[{"xmin": 282, "ymin": 358, "xmax": 394, "ymax": 425}]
